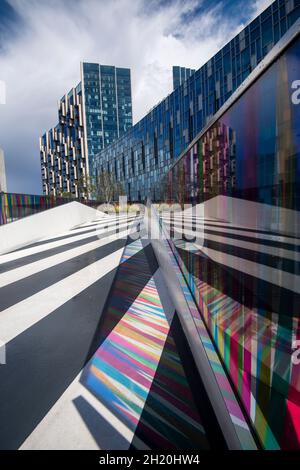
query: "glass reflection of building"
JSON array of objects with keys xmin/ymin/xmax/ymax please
[
  {"xmin": 93, "ymin": 0, "xmax": 300, "ymax": 202},
  {"xmin": 161, "ymin": 23, "xmax": 300, "ymax": 450},
  {"xmin": 40, "ymin": 63, "xmax": 132, "ymax": 197},
  {"xmin": 173, "ymin": 66, "xmax": 196, "ymax": 89},
  {"xmin": 201, "ymin": 123, "xmax": 236, "ymax": 198}
]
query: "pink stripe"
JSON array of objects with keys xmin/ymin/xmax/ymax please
[
  {"xmin": 99, "ymin": 331, "xmax": 163, "ymax": 367},
  {"xmin": 242, "ymin": 347, "xmax": 252, "ymax": 413},
  {"xmin": 125, "ymin": 312, "xmax": 169, "ymax": 334},
  {"xmin": 115, "ymin": 403, "xmax": 139, "ymax": 426},
  {"xmin": 119, "ymin": 321, "xmax": 167, "ymax": 347},
  {"xmin": 94, "ymin": 348, "xmax": 153, "ymax": 389}
]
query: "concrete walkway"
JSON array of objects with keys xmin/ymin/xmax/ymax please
[{"xmin": 0, "ymin": 213, "xmax": 223, "ymax": 450}]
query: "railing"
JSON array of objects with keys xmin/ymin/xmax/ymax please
[{"xmin": 0, "ymin": 192, "xmax": 99, "ymax": 225}]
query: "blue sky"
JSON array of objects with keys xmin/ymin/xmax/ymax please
[{"xmin": 0, "ymin": 0, "xmax": 273, "ymax": 194}]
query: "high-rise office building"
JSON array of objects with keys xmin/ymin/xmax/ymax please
[
  {"xmin": 0, "ymin": 149, "xmax": 7, "ymax": 193},
  {"xmin": 93, "ymin": 0, "xmax": 300, "ymax": 202},
  {"xmin": 40, "ymin": 63, "xmax": 132, "ymax": 197},
  {"xmin": 173, "ymin": 66, "xmax": 196, "ymax": 89}
]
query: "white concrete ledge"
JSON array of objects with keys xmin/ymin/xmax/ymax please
[{"xmin": 0, "ymin": 201, "xmax": 104, "ymax": 255}]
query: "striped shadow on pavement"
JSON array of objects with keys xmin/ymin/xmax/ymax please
[
  {"xmin": 0, "ymin": 220, "xmax": 135, "ymax": 273},
  {"xmin": 0, "ymin": 235, "xmax": 147, "ymax": 449}
]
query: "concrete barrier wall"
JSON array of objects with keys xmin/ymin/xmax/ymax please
[{"xmin": 0, "ymin": 201, "xmax": 104, "ymax": 254}]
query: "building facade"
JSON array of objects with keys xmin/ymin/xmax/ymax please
[
  {"xmin": 0, "ymin": 149, "xmax": 7, "ymax": 193},
  {"xmin": 93, "ymin": 0, "xmax": 300, "ymax": 202},
  {"xmin": 40, "ymin": 63, "xmax": 132, "ymax": 197},
  {"xmin": 172, "ymin": 66, "xmax": 196, "ymax": 89},
  {"xmin": 161, "ymin": 23, "xmax": 300, "ymax": 449}
]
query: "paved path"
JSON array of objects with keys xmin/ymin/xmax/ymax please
[{"xmin": 0, "ymin": 213, "xmax": 224, "ymax": 450}]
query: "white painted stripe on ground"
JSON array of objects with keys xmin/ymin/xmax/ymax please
[
  {"xmin": 73, "ymin": 216, "xmax": 137, "ymax": 230},
  {"xmin": 0, "ymin": 228, "xmax": 133, "ymax": 288},
  {"xmin": 20, "ymin": 267, "xmax": 172, "ymax": 451},
  {"xmin": 73, "ymin": 213, "xmax": 139, "ymax": 229},
  {"xmin": 59, "ymin": 216, "xmax": 136, "ymax": 235},
  {"xmin": 0, "ymin": 243, "xmax": 142, "ymax": 344},
  {"xmin": 21, "ymin": 215, "xmax": 138, "ymax": 245},
  {"xmin": 0, "ymin": 219, "xmax": 133, "ymax": 266}
]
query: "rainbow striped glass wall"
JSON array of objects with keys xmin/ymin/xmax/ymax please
[
  {"xmin": 0, "ymin": 193, "xmax": 98, "ymax": 225},
  {"xmin": 0, "ymin": 193, "xmax": 73, "ymax": 225},
  {"xmin": 160, "ymin": 35, "xmax": 300, "ymax": 449}
]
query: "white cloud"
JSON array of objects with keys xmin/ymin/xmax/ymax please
[
  {"xmin": 0, "ymin": 0, "xmax": 273, "ymax": 193},
  {"xmin": 253, "ymin": 0, "xmax": 274, "ymax": 17}
]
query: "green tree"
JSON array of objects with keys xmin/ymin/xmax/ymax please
[
  {"xmin": 59, "ymin": 191, "xmax": 74, "ymax": 199},
  {"xmin": 77, "ymin": 174, "xmax": 96, "ymax": 200},
  {"xmin": 95, "ymin": 171, "xmax": 123, "ymax": 203}
]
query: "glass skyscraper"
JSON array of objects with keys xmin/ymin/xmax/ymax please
[
  {"xmin": 93, "ymin": 0, "xmax": 300, "ymax": 202},
  {"xmin": 40, "ymin": 63, "xmax": 132, "ymax": 197}
]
